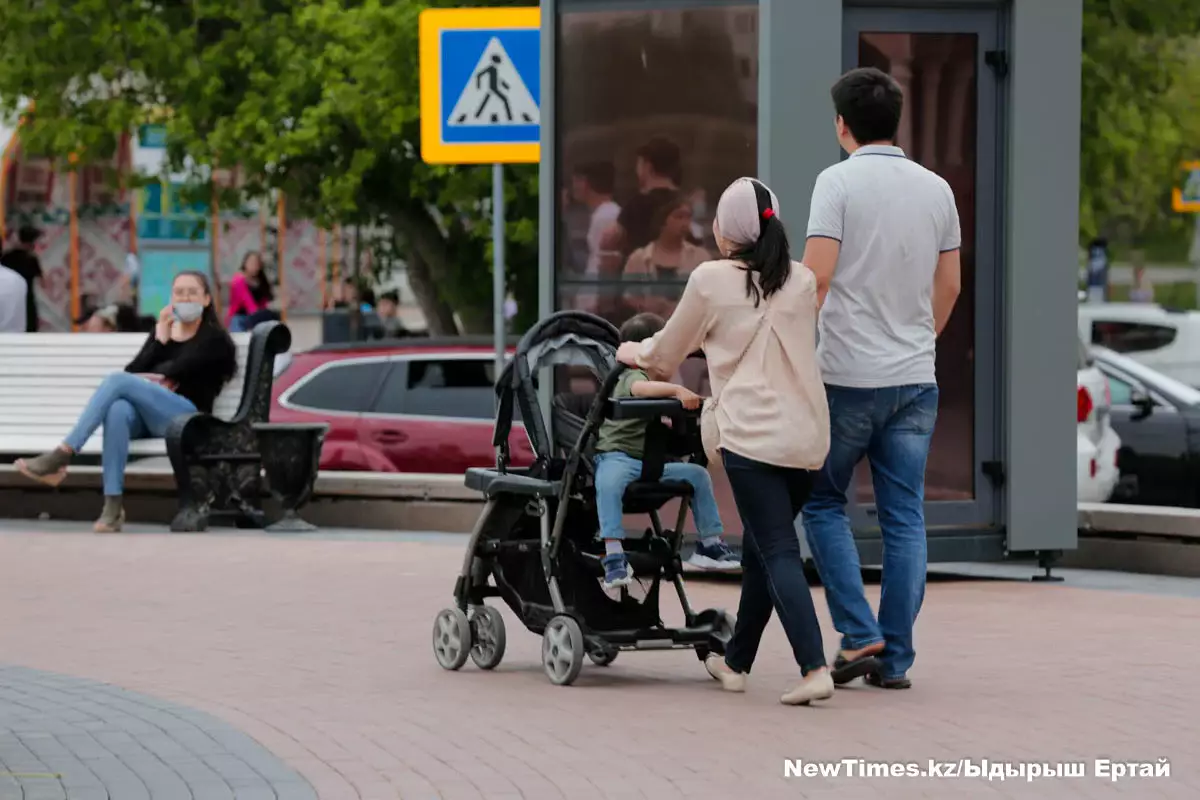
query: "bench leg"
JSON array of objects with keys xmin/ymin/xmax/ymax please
[{"xmin": 171, "ymin": 502, "xmax": 210, "ymax": 533}]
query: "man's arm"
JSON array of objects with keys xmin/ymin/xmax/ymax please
[
  {"xmin": 803, "ymin": 169, "xmax": 846, "ymax": 307},
  {"xmin": 932, "ymin": 249, "xmax": 961, "ymax": 336},
  {"xmin": 802, "ymin": 237, "xmax": 841, "ymax": 308},
  {"xmin": 933, "ymin": 182, "xmax": 963, "ymax": 336}
]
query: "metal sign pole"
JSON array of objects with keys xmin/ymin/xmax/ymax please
[{"xmin": 492, "ymin": 162, "xmax": 506, "ymax": 380}]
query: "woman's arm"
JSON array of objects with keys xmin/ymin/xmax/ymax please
[
  {"xmin": 617, "ymin": 271, "xmax": 710, "ymax": 377},
  {"xmin": 124, "ymin": 331, "xmax": 166, "ymax": 373},
  {"xmin": 158, "ymin": 328, "xmax": 236, "ymax": 384}
]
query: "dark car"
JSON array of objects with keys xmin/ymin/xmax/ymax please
[
  {"xmin": 1091, "ymin": 346, "xmax": 1200, "ymax": 507},
  {"xmin": 270, "ymin": 339, "xmax": 536, "ymax": 473}
]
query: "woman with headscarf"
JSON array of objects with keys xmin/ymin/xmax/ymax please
[{"xmin": 616, "ymin": 177, "xmax": 837, "ymax": 705}]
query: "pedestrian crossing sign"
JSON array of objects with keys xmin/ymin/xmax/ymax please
[
  {"xmin": 419, "ymin": 7, "xmax": 541, "ymax": 165},
  {"xmin": 1173, "ymin": 161, "xmax": 1200, "ymax": 213}
]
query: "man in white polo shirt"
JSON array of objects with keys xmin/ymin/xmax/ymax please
[{"xmin": 801, "ymin": 67, "xmax": 962, "ymax": 691}]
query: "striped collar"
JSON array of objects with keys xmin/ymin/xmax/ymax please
[{"xmin": 850, "ymin": 144, "xmax": 907, "ymax": 159}]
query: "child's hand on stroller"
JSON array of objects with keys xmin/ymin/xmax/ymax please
[{"xmin": 675, "ymin": 386, "xmax": 702, "ymax": 410}]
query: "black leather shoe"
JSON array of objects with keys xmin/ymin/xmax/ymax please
[
  {"xmin": 831, "ymin": 652, "xmax": 882, "ymax": 686},
  {"xmin": 865, "ymin": 672, "xmax": 912, "ymax": 690}
]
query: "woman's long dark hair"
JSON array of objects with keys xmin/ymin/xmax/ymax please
[
  {"xmin": 175, "ymin": 270, "xmax": 237, "ymax": 385},
  {"xmin": 733, "ymin": 178, "xmax": 791, "ymax": 307},
  {"xmin": 240, "ymin": 251, "xmax": 274, "ymax": 305}
]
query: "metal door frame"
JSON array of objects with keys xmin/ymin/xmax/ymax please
[{"xmin": 842, "ymin": 6, "xmax": 1006, "ymax": 535}]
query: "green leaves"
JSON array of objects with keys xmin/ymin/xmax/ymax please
[
  {"xmin": 0, "ymin": 0, "xmax": 539, "ymax": 332},
  {"xmin": 1081, "ymin": 0, "xmax": 1200, "ymax": 247}
]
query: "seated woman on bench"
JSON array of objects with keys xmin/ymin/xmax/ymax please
[{"xmin": 16, "ymin": 271, "xmax": 237, "ymax": 532}]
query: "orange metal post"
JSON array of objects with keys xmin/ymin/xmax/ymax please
[
  {"xmin": 210, "ymin": 182, "xmax": 222, "ymax": 315},
  {"xmin": 276, "ymin": 193, "xmax": 287, "ymax": 321},
  {"xmin": 332, "ymin": 224, "xmax": 342, "ymax": 287},
  {"xmin": 318, "ymin": 228, "xmax": 328, "ymax": 308},
  {"xmin": 0, "ymin": 119, "xmax": 23, "ymax": 243},
  {"xmin": 127, "ymin": 181, "xmax": 139, "ymax": 256},
  {"xmin": 69, "ymin": 168, "xmax": 81, "ymax": 330}
]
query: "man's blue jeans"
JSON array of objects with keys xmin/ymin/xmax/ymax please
[
  {"xmin": 802, "ymin": 383, "xmax": 938, "ymax": 679},
  {"xmin": 594, "ymin": 451, "xmax": 724, "ymax": 541},
  {"xmin": 63, "ymin": 372, "xmax": 197, "ymax": 496}
]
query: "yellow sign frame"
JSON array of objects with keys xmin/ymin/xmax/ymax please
[
  {"xmin": 1172, "ymin": 160, "xmax": 1200, "ymax": 213},
  {"xmin": 419, "ymin": 7, "xmax": 541, "ymax": 165}
]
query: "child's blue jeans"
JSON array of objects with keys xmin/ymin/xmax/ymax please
[{"xmin": 594, "ymin": 451, "xmax": 724, "ymax": 540}]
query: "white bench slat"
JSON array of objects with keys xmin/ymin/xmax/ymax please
[
  {"xmin": 0, "ymin": 435, "xmax": 168, "ymax": 456},
  {"xmin": 0, "ymin": 332, "xmax": 253, "ymax": 456}
]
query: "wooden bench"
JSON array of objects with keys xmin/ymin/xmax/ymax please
[{"xmin": 0, "ymin": 322, "xmax": 292, "ymax": 530}]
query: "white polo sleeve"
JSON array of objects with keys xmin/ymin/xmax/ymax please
[
  {"xmin": 806, "ymin": 166, "xmax": 846, "ymax": 242},
  {"xmin": 939, "ymin": 181, "xmax": 962, "ymax": 252}
]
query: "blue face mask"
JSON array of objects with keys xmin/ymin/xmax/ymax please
[{"xmin": 173, "ymin": 302, "xmax": 204, "ymax": 323}]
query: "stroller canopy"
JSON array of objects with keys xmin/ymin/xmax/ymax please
[{"xmin": 494, "ymin": 311, "xmax": 620, "ymax": 464}]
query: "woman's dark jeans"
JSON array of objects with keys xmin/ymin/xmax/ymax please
[{"xmin": 722, "ymin": 449, "xmax": 826, "ymax": 676}]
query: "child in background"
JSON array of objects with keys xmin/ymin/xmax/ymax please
[{"xmin": 593, "ymin": 313, "xmax": 740, "ymax": 589}]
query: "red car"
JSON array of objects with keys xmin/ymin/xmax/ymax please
[{"xmin": 271, "ymin": 339, "xmax": 537, "ymax": 473}]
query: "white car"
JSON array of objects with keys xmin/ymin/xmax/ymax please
[
  {"xmin": 1077, "ymin": 338, "xmax": 1121, "ymax": 503},
  {"xmin": 1078, "ymin": 302, "xmax": 1200, "ymax": 388}
]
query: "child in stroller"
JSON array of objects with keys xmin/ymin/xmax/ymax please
[
  {"xmin": 433, "ymin": 311, "xmax": 736, "ymax": 686},
  {"xmin": 595, "ymin": 312, "xmax": 739, "ymax": 589}
]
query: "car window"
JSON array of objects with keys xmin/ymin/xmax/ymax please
[
  {"xmin": 1105, "ymin": 372, "xmax": 1135, "ymax": 406},
  {"xmin": 370, "ymin": 358, "xmax": 498, "ymax": 419},
  {"xmin": 1091, "ymin": 321, "xmax": 1177, "ymax": 353},
  {"xmin": 286, "ymin": 361, "xmax": 385, "ymax": 413}
]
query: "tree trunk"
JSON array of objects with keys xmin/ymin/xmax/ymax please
[
  {"xmin": 391, "ymin": 205, "xmax": 493, "ymax": 334},
  {"xmin": 402, "ymin": 243, "xmax": 459, "ymax": 336}
]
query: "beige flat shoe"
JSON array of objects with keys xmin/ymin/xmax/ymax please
[
  {"xmin": 781, "ymin": 670, "xmax": 835, "ymax": 706},
  {"xmin": 704, "ymin": 654, "xmax": 747, "ymax": 693}
]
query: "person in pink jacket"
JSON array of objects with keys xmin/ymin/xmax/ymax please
[{"xmin": 226, "ymin": 252, "xmax": 275, "ymax": 332}]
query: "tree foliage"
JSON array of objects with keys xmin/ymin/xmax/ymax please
[
  {"xmin": 1080, "ymin": 0, "xmax": 1200, "ymax": 247},
  {"xmin": 0, "ymin": 0, "xmax": 539, "ymax": 334}
]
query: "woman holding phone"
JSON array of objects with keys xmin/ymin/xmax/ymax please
[{"xmin": 16, "ymin": 271, "xmax": 237, "ymax": 532}]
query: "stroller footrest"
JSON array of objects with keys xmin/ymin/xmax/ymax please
[{"xmin": 574, "ymin": 549, "xmax": 671, "ymax": 578}]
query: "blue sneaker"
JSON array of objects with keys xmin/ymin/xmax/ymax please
[
  {"xmin": 601, "ymin": 553, "xmax": 633, "ymax": 590},
  {"xmin": 688, "ymin": 539, "xmax": 740, "ymax": 570}
]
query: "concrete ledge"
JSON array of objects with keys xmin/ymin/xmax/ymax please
[
  {"xmin": 1061, "ymin": 536, "xmax": 1200, "ymax": 578},
  {"xmin": 1077, "ymin": 502, "xmax": 1200, "ymax": 539},
  {"xmin": 0, "ymin": 464, "xmax": 485, "ymax": 533},
  {"xmin": 0, "ymin": 463, "xmax": 480, "ymax": 501},
  {"xmin": 1071, "ymin": 503, "xmax": 1200, "ymax": 577}
]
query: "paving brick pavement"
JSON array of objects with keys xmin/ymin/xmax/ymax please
[
  {"xmin": 0, "ymin": 665, "xmax": 316, "ymax": 800},
  {"xmin": 0, "ymin": 523, "xmax": 1198, "ymax": 799}
]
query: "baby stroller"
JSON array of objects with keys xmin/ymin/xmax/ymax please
[{"xmin": 431, "ymin": 311, "xmax": 735, "ymax": 686}]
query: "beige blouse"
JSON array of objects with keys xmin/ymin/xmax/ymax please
[{"xmin": 635, "ymin": 259, "xmax": 830, "ymax": 470}]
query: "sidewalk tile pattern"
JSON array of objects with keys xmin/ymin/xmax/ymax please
[{"xmin": 1, "ymin": 528, "xmax": 1198, "ymax": 799}]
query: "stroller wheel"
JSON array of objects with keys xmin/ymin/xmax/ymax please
[
  {"xmin": 432, "ymin": 608, "xmax": 472, "ymax": 670},
  {"xmin": 542, "ymin": 616, "xmax": 585, "ymax": 686},
  {"xmin": 469, "ymin": 606, "xmax": 507, "ymax": 670},
  {"xmin": 588, "ymin": 648, "xmax": 618, "ymax": 667}
]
